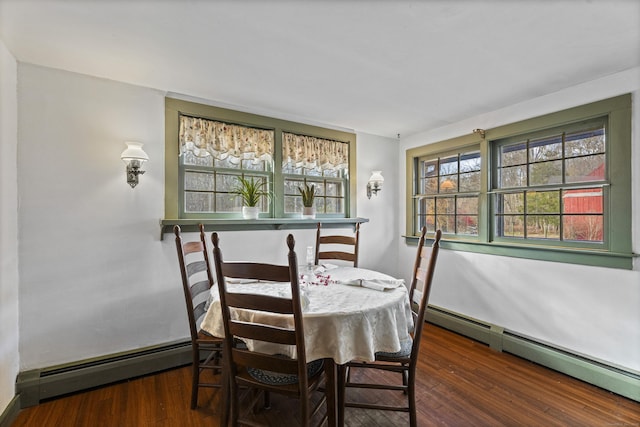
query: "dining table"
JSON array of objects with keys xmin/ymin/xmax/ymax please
[{"xmin": 200, "ymin": 265, "xmax": 414, "ymax": 427}]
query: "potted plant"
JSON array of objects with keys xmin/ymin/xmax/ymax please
[
  {"xmin": 232, "ymin": 176, "xmax": 271, "ymax": 219},
  {"xmin": 299, "ymin": 183, "xmax": 317, "ymax": 219}
]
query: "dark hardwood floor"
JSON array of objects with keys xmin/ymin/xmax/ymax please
[{"xmin": 12, "ymin": 324, "xmax": 640, "ymax": 426}]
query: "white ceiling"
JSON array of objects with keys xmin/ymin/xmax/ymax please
[{"xmin": 1, "ymin": 0, "xmax": 639, "ymax": 138}]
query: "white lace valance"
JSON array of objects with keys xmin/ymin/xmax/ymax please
[
  {"xmin": 179, "ymin": 115, "xmax": 274, "ymax": 162},
  {"xmin": 282, "ymin": 132, "xmax": 349, "ymax": 173}
]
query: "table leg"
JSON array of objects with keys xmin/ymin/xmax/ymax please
[{"xmin": 324, "ymin": 358, "xmax": 338, "ymax": 427}]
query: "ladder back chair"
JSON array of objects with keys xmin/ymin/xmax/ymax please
[
  {"xmin": 211, "ymin": 232, "xmax": 328, "ymax": 427},
  {"xmin": 314, "ymin": 222, "xmax": 360, "ymax": 267},
  {"xmin": 340, "ymin": 227, "xmax": 442, "ymax": 427},
  {"xmin": 174, "ymin": 224, "xmax": 224, "ymax": 410}
]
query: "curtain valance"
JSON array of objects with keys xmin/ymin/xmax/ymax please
[
  {"xmin": 179, "ymin": 115, "xmax": 274, "ymax": 163},
  {"xmin": 282, "ymin": 132, "xmax": 349, "ymax": 173}
]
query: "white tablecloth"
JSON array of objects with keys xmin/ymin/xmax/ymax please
[{"xmin": 200, "ymin": 267, "xmax": 413, "ymax": 364}]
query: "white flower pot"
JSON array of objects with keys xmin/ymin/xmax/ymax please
[
  {"xmin": 302, "ymin": 206, "xmax": 316, "ymax": 219},
  {"xmin": 242, "ymin": 206, "xmax": 260, "ymax": 219}
]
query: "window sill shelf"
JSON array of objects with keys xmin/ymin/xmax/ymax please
[{"xmin": 161, "ymin": 217, "xmax": 369, "ymax": 239}]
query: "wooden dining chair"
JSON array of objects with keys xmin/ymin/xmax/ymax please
[
  {"xmin": 174, "ymin": 224, "xmax": 224, "ymax": 410},
  {"xmin": 211, "ymin": 232, "xmax": 328, "ymax": 427},
  {"xmin": 315, "ymin": 222, "xmax": 360, "ymax": 267},
  {"xmin": 339, "ymin": 227, "xmax": 442, "ymax": 427}
]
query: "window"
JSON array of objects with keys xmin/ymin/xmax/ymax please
[
  {"xmin": 415, "ymin": 150, "xmax": 481, "ymax": 236},
  {"xmin": 165, "ymin": 98, "xmax": 356, "ymax": 220},
  {"xmin": 494, "ymin": 119, "xmax": 607, "ymax": 245},
  {"xmin": 282, "ymin": 132, "xmax": 349, "ymax": 216},
  {"xmin": 406, "ymin": 94, "xmax": 633, "ymax": 269},
  {"xmin": 179, "ymin": 115, "xmax": 275, "ymax": 216}
]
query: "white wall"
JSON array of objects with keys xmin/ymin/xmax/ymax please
[
  {"xmin": 0, "ymin": 39, "xmax": 19, "ymax": 413},
  {"xmin": 398, "ymin": 67, "xmax": 640, "ymax": 372},
  {"xmin": 16, "ymin": 64, "xmax": 398, "ymax": 370},
  {"xmin": 17, "ymin": 64, "xmax": 171, "ymax": 370},
  {"xmin": 353, "ymin": 132, "xmax": 399, "ymax": 277}
]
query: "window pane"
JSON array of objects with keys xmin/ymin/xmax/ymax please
[
  {"xmin": 527, "ymin": 191, "xmax": 559, "ymax": 214},
  {"xmin": 562, "ymin": 188, "xmax": 603, "ymax": 214},
  {"xmin": 565, "ymin": 154, "xmax": 605, "ymax": 183},
  {"xmin": 185, "ymin": 171, "xmax": 214, "ymax": 191},
  {"xmin": 440, "ymin": 175, "xmax": 458, "ymax": 193},
  {"xmin": 423, "ymin": 177, "xmax": 438, "ymax": 194},
  {"xmin": 284, "ymin": 196, "xmax": 303, "ymax": 213},
  {"xmin": 457, "ymin": 195, "xmax": 479, "ymax": 236},
  {"xmin": 565, "ymin": 128, "xmax": 605, "ymax": 157},
  {"xmin": 284, "ymin": 179, "xmax": 303, "ymax": 196},
  {"xmin": 422, "ymin": 159, "xmax": 438, "ymax": 177},
  {"xmin": 501, "ymin": 215, "xmax": 524, "ymax": 238},
  {"xmin": 457, "ymin": 196, "xmax": 478, "ymax": 215},
  {"xmin": 459, "ymin": 171, "xmax": 480, "ymax": 192},
  {"xmin": 460, "ymin": 151, "xmax": 481, "ymax": 172},
  {"xmin": 418, "ymin": 215, "xmax": 436, "ymax": 233},
  {"xmin": 215, "ymin": 173, "xmax": 237, "ymax": 192},
  {"xmin": 325, "ymin": 198, "xmax": 343, "ymax": 214},
  {"xmin": 499, "ymin": 165, "xmax": 527, "ymax": 188},
  {"xmin": 529, "ymin": 160, "xmax": 562, "ymax": 185},
  {"xmin": 436, "ymin": 215, "xmax": 456, "ymax": 234},
  {"xmin": 501, "ymin": 142, "xmax": 527, "ymax": 167},
  {"xmin": 436, "ymin": 197, "xmax": 455, "ymax": 214},
  {"xmin": 529, "ymin": 135, "xmax": 562, "ymax": 162},
  {"xmin": 419, "ymin": 198, "xmax": 435, "ymax": 216},
  {"xmin": 500, "ymin": 193, "xmax": 524, "ymax": 214},
  {"xmin": 185, "ymin": 192, "xmax": 214, "ymax": 213},
  {"xmin": 457, "ymin": 215, "xmax": 478, "ymax": 235},
  {"xmin": 325, "ymin": 182, "xmax": 341, "ymax": 197},
  {"xmin": 563, "ymin": 215, "xmax": 603, "ymax": 242},
  {"xmin": 526, "ymin": 215, "xmax": 560, "ymax": 239},
  {"xmin": 216, "ymin": 194, "xmax": 241, "ymax": 212},
  {"xmin": 439, "ymin": 156, "xmax": 458, "ymax": 175}
]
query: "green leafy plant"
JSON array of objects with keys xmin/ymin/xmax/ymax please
[
  {"xmin": 232, "ymin": 176, "xmax": 271, "ymax": 207},
  {"xmin": 298, "ymin": 183, "xmax": 316, "ymax": 208}
]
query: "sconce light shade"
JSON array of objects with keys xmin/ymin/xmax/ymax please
[
  {"xmin": 367, "ymin": 170, "xmax": 384, "ymax": 199},
  {"xmin": 121, "ymin": 141, "xmax": 148, "ymax": 188}
]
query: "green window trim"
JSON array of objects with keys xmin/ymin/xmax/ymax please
[
  {"xmin": 406, "ymin": 94, "xmax": 635, "ymax": 269},
  {"xmin": 165, "ymin": 97, "xmax": 357, "ymax": 220}
]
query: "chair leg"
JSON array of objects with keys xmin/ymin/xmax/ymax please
[
  {"xmin": 230, "ymin": 381, "xmax": 240, "ymax": 426},
  {"xmin": 337, "ymin": 364, "xmax": 347, "ymax": 426},
  {"xmin": 264, "ymin": 391, "xmax": 271, "ymax": 409},
  {"xmin": 220, "ymin": 360, "xmax": 230, "ymax": 427},
  {"xmin": 191, "ymin": 346, "xmax": 199, "ymax": 409},
  {"xmin": 408, "ymin": 373, "xmax": 417, "ymax": 427}
]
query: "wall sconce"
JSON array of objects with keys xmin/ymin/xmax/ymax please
[
  {"xmin": 120, "ymin": 141, "xmax": 149, "ymax": 188},
  {"xmin": 366, "ymin": 170, "xmax": 384, "ymax": 199}
]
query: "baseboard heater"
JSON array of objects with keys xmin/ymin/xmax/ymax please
[
  {"xmin": 16, "ymin": 339, "xmax": 192, "ymax": 408},
  {"xmin": 425, "ymin": 306, "xmax": 640, "ymax": 403},
  {"xmin": 14, "ymin": 308, "xmax": 640, "ymax": 409}
]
